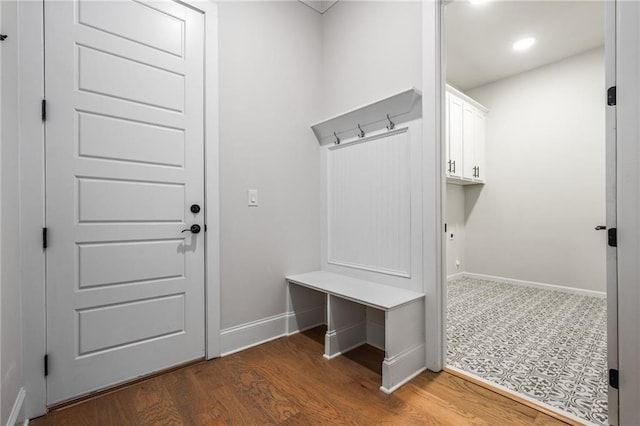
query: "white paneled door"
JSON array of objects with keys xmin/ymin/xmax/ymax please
[{"xmin": 45, "ymin": 0, "xmax": 205, "ymax": 404}]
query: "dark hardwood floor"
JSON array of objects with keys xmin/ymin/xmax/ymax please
[{"xmin": 32, "ymin": 327, "xmax": 569, "ymax": 425}]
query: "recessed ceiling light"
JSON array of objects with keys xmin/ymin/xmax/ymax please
[
  {"xmin": 513, "ymin": 37, "xmax": 536, "ymax": 51},
  {"xmin": 469, "ymin": 0, "xmax": 489, "ymax": 5}
]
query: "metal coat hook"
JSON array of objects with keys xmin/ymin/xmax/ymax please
[
  {"xmin": 0, "ymin": 35, "xmax": 7, "ymax": 41},
  {"xmin": 386, "ymin": 114, "xmax": 395, "ymax": 130},
  {"xmin": 333, "ymin": 132, "xmax": 341, "ymax": 145},
  {"xmin": 357, "ymin": 124, "xmax": 365, "ymax": 138}
]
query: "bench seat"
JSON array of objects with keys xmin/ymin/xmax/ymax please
[
  {"xmin": 286, "ymin": 271, "xmax": 426, "ymax": 394},
  {"xmin": 286, "ymin": 271, "xmax": 423, "ymax": 311}
]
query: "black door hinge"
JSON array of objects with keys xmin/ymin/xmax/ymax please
[
  {"xmin": 607, "ymin": 86, "xmax": 616, "ymax": 106},
  {"xmin": 609, "ymin": 368, "xmax": 618, "ymax": 389},
  {"xmin": 204, "ymin": 224, "xmax": 207, "ymax": 232},
  {"xmin": 43, "ymin": 227, "xmax": 48, "ymax": 249},
  {"xmin": 44, "ymin": 354, "xmax": 49, "ymax": 377},
  {"xmin": 41, "ymin": 99, "xmax": 47, "ymax": 122},
  {"xmin": 608, "ymin": 227, "xmax": 617, "ymax": 247}
]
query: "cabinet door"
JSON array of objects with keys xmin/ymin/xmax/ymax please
[
  {"xmin": 462, "ymin": 103, "xmax": 475, "ymax": 180},
  {"xmin": 445, "ymin": 93, "xmax": 451, "ymax": 176},
  {"xmin": 473, "ymin": 110, "xmax": 486, "ymax": 182},
  {"xmin": 447, "ymin": 95, "xmax": 463, "ymax": 178}
]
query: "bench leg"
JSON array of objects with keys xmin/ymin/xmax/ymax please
[
  {"xmin": 324, "ymin": 295, "xmax": 367, "ymax": 359},
  {"xmin": 380, "ymin": 298, "xmax": 426, "ymax": 393}
]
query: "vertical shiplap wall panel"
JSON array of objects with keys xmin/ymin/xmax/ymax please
[{"xmin": 327, "ymin": 130, "xmax": 411, "ymax": 277}]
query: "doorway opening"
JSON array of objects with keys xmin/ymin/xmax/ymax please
[{"xmin": 442, "ymin": 1, "xmax": 608, "ymax": 425}]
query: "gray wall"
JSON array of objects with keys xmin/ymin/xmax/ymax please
[
  {"xmin": 455, "ymin": 47, "xmax": 606, "ymax": 292},
  {"xmin": 446, "ymin": 183, "xmax": 465, "ymax": 277},
  {"xmin": 320, "ymin": 1, "xmax": 422, "ymax": 118},
  {"xmin": 218, "ymin": 2, "xmax": 322, "ymax": 329},
  {"xmin": 1, "ymin": 0, "xmax": 24, "ymax": 422},
  {"xmin": 217, "ymin": 0, "xmax": 424, "ymax": 329}
]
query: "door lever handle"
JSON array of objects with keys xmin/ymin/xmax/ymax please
[
  {"xmin": 595, "ymin": 225, "xmax": 607, "ymax": 231},
  {"xmin": 182, "ymin": 224, "xmax": 201, "ymax": 234}
]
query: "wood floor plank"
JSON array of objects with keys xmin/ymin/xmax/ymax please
[
  {"xmin": 32, "ymin": 327, "xmax": 571, "ymax": 425},
  {"xmin": 48, "ymin": 399, "xmax": 97, "ymax": 426},
  {"xmin": 411, "ymin": 372, "xmax": 542, "ymax": 425}
]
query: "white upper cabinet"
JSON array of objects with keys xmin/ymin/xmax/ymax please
[
  {"xmin": 446, "ymin": 93, "xmax": 463, "ymax": 178},
  {"xmin": 445, "ymin": 85, "xmax": 488, "ymax": 185},
  {"xmin": 462, "ymin": 103, "xmax": 475, "ymax": 180},
  {"xmin": 473, "ymin": 109, "xmax": 486, "ymax": 181}
]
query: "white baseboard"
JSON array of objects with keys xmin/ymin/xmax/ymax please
[
  {"xmin": 446, "ymin": 271, "xmax": 466, "ymax": 281},
  {"xmin": 7, "ymin": 388, "xmax": 25, "ymax": 426},
  {"xmin": 324, "ymin": 321, "xmax": 367, "ymax": 359},
  {"xmin": 286, "ymin": 305, "xmax": 325, "ymax": 336},
  {"xmin": 220, "ymin": 305, "xmax": 328, "ymax": 358},
  {"xmin": 380, "ymin": 344, "xmax": 426, "ymax": 394},
  {"xmin": 455, "ymin": 272, "xmax": 606, "ymax": 299},
  {"xmin": 220, "ymin": 313, "xmax": 288, "ymax": 357}
]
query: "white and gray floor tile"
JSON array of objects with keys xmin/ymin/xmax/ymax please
[{"xmin": 447, "ymin": 276, "xmax": 607, "ymax": 426}]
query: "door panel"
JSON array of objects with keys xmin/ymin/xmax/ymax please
[
  {"xmin": 45, "ymin": 0, "xmax": 205, "ymax": 404},
  {"xmin": 77, "ymin": 0, "xmax": 185, "ymax": 56},
  {"xmin": 78, "ymin": 112, "xmax": 185, "ymax": 167},
  {"xmin": 78, "ymin": 294, "xmax": 185, "ymax": 355},
  {"xmin": 77, "ymin": 178, "xmax": 185, "ymax": 222},
  {"xmin": 78, "ymin": 45, "xmax": 185, "ymax": 111},
  {"xmin": 78, "ymin": 239, "xmax": 185, "ymax": 288}
]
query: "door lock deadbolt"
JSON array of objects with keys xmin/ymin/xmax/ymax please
[{"xmin": 190, "ymin": 204, "xmax": 201, "ymax": 214}]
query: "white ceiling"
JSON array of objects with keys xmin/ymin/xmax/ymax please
[{"xmin": 445, "ymin": 0, "xmax": 605, "ymax": 91}]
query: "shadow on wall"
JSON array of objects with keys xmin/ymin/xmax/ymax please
[{"xmin": 463, "ymin": 185, "xmax": 483, "ymax": 225}]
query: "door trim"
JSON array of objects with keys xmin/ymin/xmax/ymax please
[
  {"xmin": 605, "ymin": 0, "xmax": 619, "ymax": 424},
  {"xmin": 18, "ymin": 0, "xmax": 220, "ymax": 418},
  {"xmin": 422, "ymin": 0, "xmax": 447, "ymax": 371},
  {"xmin": 615, "ymin": 1, "xmax": 640, "ymax": 423},
  {"xmin": 435, "ymin": 0, "xmax": 618, "ymax": 423}
]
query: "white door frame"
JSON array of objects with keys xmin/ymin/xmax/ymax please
[
  {"xmin": 18, "ymin": 0, "xmax": 220, "ymax": 419},
  {"xmin": 605, "ymin": 0, "xmax": 618, "ymax": 424},
  {"xmin": 422, "ymin": 0, "xmax": 447, "ymax": 371},
  {"xmin": 614, "ymin": 1, "xmax": 640, "ymax": 424},
  {"xmin": 430, "ymin": 0, "xmax": 621, "ymax": 422}
]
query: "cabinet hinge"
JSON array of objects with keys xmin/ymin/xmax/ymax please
[
  {"xmin": 607, "ymin": 86, "xmax": 616, "ymax": 106},
  {"xmin": 41, "ymin": 99, "xmax": 47, "ymax": 122},
  {"xmin": 43, "ymin": 227, "xmax": 48, "ymax": 249},
  {"xmin": 609, "ymin": 368, "xmax": 619, "ymax": 389},
  {"xmin": 44, "ymin": 354, "xmax": 49, "ymax": 377},
  {"xmin": 608, "ymin": 227, "xmax": 617, "ymax": 247}
]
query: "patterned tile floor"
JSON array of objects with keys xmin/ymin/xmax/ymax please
[{"xmin": 447, "ymin": 276, "xmax": 607, "ymax": 426}]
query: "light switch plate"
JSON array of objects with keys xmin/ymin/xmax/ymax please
[{"xmin": 248, "ymin": 189, "xmax": 258, "ymax": 206}]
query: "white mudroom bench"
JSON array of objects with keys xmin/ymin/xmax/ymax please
[{"xmin": 286, "ymin": 271, "xmax": 426, "ymax": 394}]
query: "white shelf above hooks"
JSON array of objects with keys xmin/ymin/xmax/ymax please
[{"xmin": 311, "ymin": 87, "xmax": 422, "ymax": 146}]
